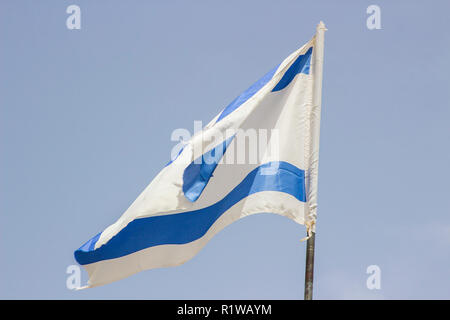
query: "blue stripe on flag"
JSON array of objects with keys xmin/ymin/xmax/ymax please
[
  {"xmin": 165, "ymin": 145, "xmax": 185, "ymax": 167},
  {"xmin": 215, "ymin": 65, "xmax": 279, "ymax": 123},
  {"xmin": 272, "ymin": 47, "xmax": 313, "ymax": 92},
  {"xmin": 74, "ymin": 161, "xmax": 306, "ymax": 265}
]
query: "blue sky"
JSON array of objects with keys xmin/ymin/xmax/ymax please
[{"xmin": 1, "ymin": 0, "xmax": 449, "ymax": 299}]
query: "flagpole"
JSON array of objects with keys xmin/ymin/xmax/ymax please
[{"xmin": 304, "ymin": 21, "xmax": 326, "ymax": 301}]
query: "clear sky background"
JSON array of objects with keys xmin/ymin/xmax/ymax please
[{"xmin": 1, "ymin": 0, "xmax": 449, "ymax": 299}]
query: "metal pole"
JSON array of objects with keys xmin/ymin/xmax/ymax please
[
  {"xmin": 304, "ymin": 21, "xmax": 326, "ymax": 300},
  {"xmin": 304, "ymin": 232, "xmax": 315, "ymax": 300}
]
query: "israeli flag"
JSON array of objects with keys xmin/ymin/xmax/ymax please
[{"xmin": 75, "ymin": 25, "xmax": 325, "ymax": 288}]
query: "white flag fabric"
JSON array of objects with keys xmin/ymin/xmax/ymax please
[{"xmin": 75, "ymin": 32, "xmax": 323, "ymax": 288}]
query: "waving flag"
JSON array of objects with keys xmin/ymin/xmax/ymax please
[{"xmin": 75, "ymin": 25, "xmax": 325, "ymax": 288}]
